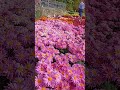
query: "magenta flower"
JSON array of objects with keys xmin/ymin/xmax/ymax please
[
  {"xmin": 35, "ymin": 74, "xmax": 45, "ymax": 88},
  {"xmin": 36, "ymin": 61, "xmax": 53, "ymax": 74},
  {"xmin": 35, "ymin": 18, "xmax": 85, "ymax": 89},
  {"xmin": 43, "ymin": 70, "xmax": 61, "ymax": 88},
  {"xmin": 55, "ymin": 81, "xmax": 70, "ymax": 90},
  {"xmin": 36, "ymin": 86, "xmax": 49, "ymax": 90}
]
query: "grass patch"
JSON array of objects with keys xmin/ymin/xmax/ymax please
[
  {"xmin": 35, "ymin": 10, "xmax": 41, "ymax": 20},
  {"xmin": 64, "ymin": 11, "xmax": 85, "ymax": 17}
]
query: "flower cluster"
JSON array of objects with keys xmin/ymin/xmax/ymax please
[
  {"xmin": 86, "ymin": 0, "xmax": 120, "ymax": 89},
  {"xmin": 0, "ymin": 0, "xmax": 35, "ymax": 89},
  {"xmin": 35, "ymin": 19, "xmax": 85, "ymax": 90},
  {"xmin": 37, "ymin": 16, "xmax": 85, "ymax": 27}
]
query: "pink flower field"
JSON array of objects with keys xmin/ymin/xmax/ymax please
[{"xmin": 35, "ymin": 18, "xmax": 85, "ymax": 90}]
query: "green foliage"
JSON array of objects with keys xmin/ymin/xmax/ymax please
[
  {"xmin": 73, "ymin": 0, "xmax": 80, "ymax": 11},
  {"xmin": 68, "ymin": 11, "xmax": 74, "ymax": 14},
  {"xmin": 35, "ymin": 10, "xmax": 41, "ymax": 19},
  {"xmin": 56, "ymin": 0, "xmax": 81, "ymax": 11}
]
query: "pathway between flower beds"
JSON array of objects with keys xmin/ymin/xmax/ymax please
[{"xmin": 35, "ymin": 16, "xmax": 85, "ymax": 90}]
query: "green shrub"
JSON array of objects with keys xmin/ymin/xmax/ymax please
[{"xmin": 35, "ymin": 10, "xmax": 41, "ymax": 19}]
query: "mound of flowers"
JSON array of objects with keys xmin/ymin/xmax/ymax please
[
  {"xmin": 37, "ymin": 16, "xmax": 85, "ymax": 27},
  {"xmin": 35, "ymin": 19, "xmax": 85, "ymax": 90}
]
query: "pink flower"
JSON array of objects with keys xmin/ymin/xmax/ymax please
[
  {"xmin": 67, "ymin": 67, "xmax": 74, "ymax": 76},
  {"xmin": 36, "ymin": 61, "xmax": 53, "ymax": 74},
  {"xmin": 54, "ymin": 55, "xmax": 63, "ymax": 61},
  {"xmin": 36, "ymin": 86, "xmax": 49, "ymax": 90},
  {"xmin": 76, "ymin": 53, "xmax": 84, "ymax": 61},
  {"xmin": 43, "ymin": 70, "xmax": 61, "ymax": 88},
  {"xmin": 73, "ymin": 63, "xmax": 84, "ymax": 69},
  {"xmin": 45, "ymin": 52, "xmax": 53, "ymax": 61},
  {"xmin": 61, "ymin": 41, "xmax": 67, "ymax": 49},
  {"xmin": 66, "ymin": 53, "xmax": 78, "ymax": 63},
  {"xmin": 71, "ymin": 74, "xmax": 85, "ymax": 88},
  {"xmin": 35, "ymin": 74, "xmax": 45, "ymax": 88},
  {"xmin": 56, "ymin": 81, "xmax": 70, "ymax": 90},
  {"xmin": 35, "ymin": 18, "xmax": 85, "ymax": 89},
  {"xmin": 74, "ymin": 84, "xmax": 85, "ymax": 90},
  {"xmin": 53, "ymin": 70, "xmax": 62, "ymax": 83},
  {"xmin": 71, "ymin": 73, "xmax": 80, "ymax": 84}
]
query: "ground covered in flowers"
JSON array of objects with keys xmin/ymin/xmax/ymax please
[{"xmin": 35, "ymin": 16, "xmax": 85, "ymax": 90}]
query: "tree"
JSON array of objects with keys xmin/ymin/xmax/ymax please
[
  {"xmin": 56, "ymin": 0, "xmax": 81, "ymax": 11},
  {"xmin": 73, "ymin": 0, "xmax": 80, "ymax": 11},
  {"xmin": 66, "ymin": 0, "xmax": 74, "ymax": 11}
]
